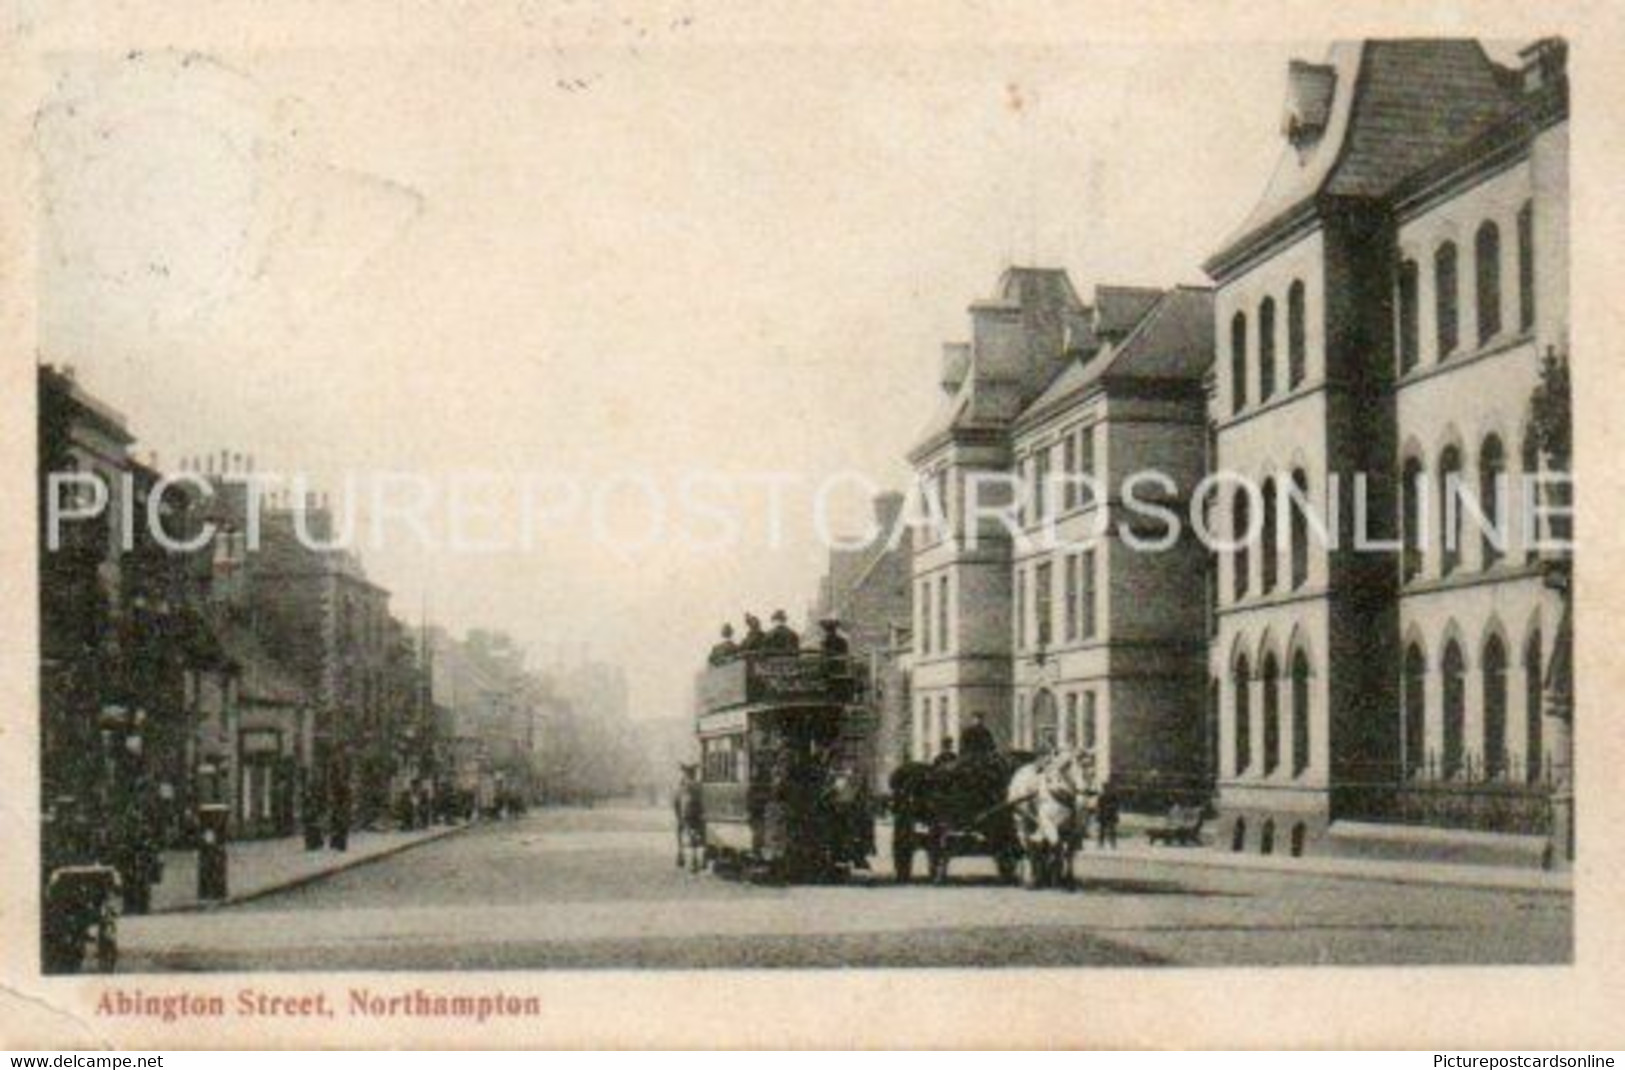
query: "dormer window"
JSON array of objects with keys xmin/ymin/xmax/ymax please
[{"xmin": 1282, "ymin": 61, "xmax": 1336, "ymax": 153}]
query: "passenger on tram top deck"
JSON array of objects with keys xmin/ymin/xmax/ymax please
[
  {"xmin": 708, "ymin": 623, "xmax": 739, "ymax": 665},
  {"xmin": 765, "ymin": 609, "xmax": 800, "ymax": 653},
  {"xmin": 739, "ymin": 613, "xmax": 766, "ymax": 653},
  {"xmin": 818, "ymin": 616, "xmax": 850, "ymax": 658}
]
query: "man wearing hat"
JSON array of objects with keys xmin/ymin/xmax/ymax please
[
  {"xmin": 765, "ymin": 609, "xmax": 800, "ymax": 653},
  {"xmin": 818, "ymin": 616, "xmax": 850, "ymax": 658},
  {"xmin": 708, "ymin": 623, "xmax": 740, "ymax": 665}
]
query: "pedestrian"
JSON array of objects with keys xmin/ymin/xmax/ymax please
[
  {"xmin": 1096, "ymin": 779, "xmax": 1120, "ymax": 849},
  {"xmin": 110, "ymin": 726, "xmax": 160, "ymax": 915},
  {"xmin": 302, "ymin": 770, "xmax": 326, "ymax": 849},
  {"xmin": 328, "ymin": 761, "xmax": 352, "ymax": 852}
]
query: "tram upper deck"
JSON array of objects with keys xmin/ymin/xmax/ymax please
[{"xmin": 694, "ymin": 651, "xmax": 857, "ymax": 732}]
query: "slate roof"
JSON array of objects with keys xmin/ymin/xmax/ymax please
[
  {"xmin": 1101, "ymin": 285, "xmax": 1216, "ymax": 383},
  {"xmin": 1019, "ymin": 286, "xmax": 1214, "ymax": 427},
  {"xmin": 1207, "ymin": 39, "xmax": 1519, "ymax": 275},
  {"xmin": 1092, "ymin": 285, "xmax": 1166, "ymax": 339}
]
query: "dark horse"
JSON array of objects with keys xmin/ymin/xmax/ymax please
[
  {"xmin": 673, "ymin": 768, "xmax": 705, "ymax": 873},
  {"xmin": 888, "ymin": 751, "xmax": 1031, "ymax": 884}
]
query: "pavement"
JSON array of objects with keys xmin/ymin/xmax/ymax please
[
  {"xmin": 1078, "ymin": 834, "xmax": 1570, "ymax": 894},
  {"xmin": 120, "ymin": 804, "xmax": 1572, "ymax": 970},
  {"xmin": 148, "ymin": 822, "xmax": 469, "ymax": 913}
]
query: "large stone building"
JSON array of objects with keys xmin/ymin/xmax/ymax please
[
  {"xmin": 39, "ymin": 367, "xmax": 237, "ymax": 855},
  {"xmin": 195, "ymin": 468, "xmax": 406, "ymax": 829},
  {"xmin": 905, "ymin": 270, "xmax": 1215, "ymax": 796},
  {"xmin": 1201, "ymin": 39, "xmax": 1570, "ymax": 859}
]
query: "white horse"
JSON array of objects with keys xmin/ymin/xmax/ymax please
[{"xmin": 1007, "ymin": 748, "xmax": 1096, "ymax": 889}]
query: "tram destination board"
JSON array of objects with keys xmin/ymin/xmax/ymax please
[{"xmin": 695, "ymin": 654, "xmax": 851, "ymax": 713}]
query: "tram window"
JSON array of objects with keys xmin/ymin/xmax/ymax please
[{"xmin": 701, "ymin": 736, "xmax": 743, "ymax": 783}]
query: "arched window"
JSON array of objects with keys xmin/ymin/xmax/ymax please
[
  {"xmin": 1233, "ymin": 654, "xmax": 1252, "ymax": 776},
  {"xmin": 1517, "ymin": 202, "xmax": 1535, "ymax": 332},
  {"xmin": 1435, "ymin": 241, "xmax": 1459, "ymax": 358},
  {"xmin": 1259, "ymin": 296, "xmax": 1277, "ymax": 402},
  {"xmin": 1260, "ymin": 477, "xmax": 1279, "ymax": 593},
  {"xmin": 1287, "ymin": 280, "xmax": 1307, "ymax": 388},
  {"xmin": 1524, "ymin": 629, "xmax": 1544, "ymax": 782},
  {"xmin": 1262, "ymin": 652, "xmax": 1281, "ymax": 776},
  {"xmin": 1402, "ymin": 456, "xmax": 1425, "ymax": 582},
  {"xmin": 1231, "ymin": 312, "xmax": 1248, "ymax": 414},
  {"xmin": 1480, "ymin": 435, "xmax": 1506, "ymax": 569},
  {"xmin": 1483, "ymin": 634, "xmax": 1508, "ymax": 780},
  {"xmin": 1439, "ymin": 445, "xmax": 1463, "ymax": 577},
  {"xmin": 1031, "ymin": 689, "xmax": 1058, "ymax": 752},
  {"xmin": 1403, "ymin": 643, "xmax": 1426, "ymax": 779},
  {"xmin": 1397, "ymin": 258, "xmax": 1420, "ymax": 374},
  {"xmin": 1522, "ymin": 431, "xmax": 1541, "ymax": 565},
  {"xmin": 1442, "ymin": 640, "xmax": 1466, "ymax": 778},
  {"xmin": 1291, "ymin": 649, "xmax": 1310, "ymax": 776},
  {"xmin": 1476, "ymin": 221, "xmax": 1502, "ymax": 345},
  {"xmin": 1289, "ymin": 468, "xmax": 1310, "ymax": 589},
  {"xmin": 1233, "ymin": 487, "xmax": 1251, "ymax": 600}
]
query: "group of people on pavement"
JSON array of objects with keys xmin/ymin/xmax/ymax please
[{"xmin": 708, "ymin": 611, "xmax": 850, "ymax": 665}]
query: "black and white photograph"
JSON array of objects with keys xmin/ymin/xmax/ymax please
[{"xmin": 1, "ymin": 1, "xmax": 1612, "ymax": 1052}]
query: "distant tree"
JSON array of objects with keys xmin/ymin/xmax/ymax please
[{"xmin": 1531, "ymin": 346, "xmax": 1571, "ymax": 469}]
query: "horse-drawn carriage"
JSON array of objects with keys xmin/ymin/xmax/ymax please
[
  {"xmin": 41, "ymin": 796, "xmax": 122, "ymax": 973},
  {"xmin": 681, "ymin": 651, "xmax": 875, "ymax": 883},
  {"xmin": 889, "ymin": 751, "xmax": 1027, "ymax": 884},
  {"xmin": 890, "ymin": 746, "xmax": 1097, "ymax": 889}
]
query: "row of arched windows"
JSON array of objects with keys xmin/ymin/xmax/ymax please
[
  {"xmin": 1231, "ymin": 470, "xmax": 1312, "ymax": 601},
  {"xmin": 1400, "ymin": 430, "xmax": 1539, "ymax": 583},
  {"xmin": 1230, "ymin": 646, "xmax": 1312, "ymax": 780},
  {"xmin": 1401, "ymin": 624, "xmax": 1546, "ymax": 783},
  {"xmin": 1397, "ymin": 204, "xmax": 1535, "ymax": 375},
  {"xmin": 1230, "ymin": 280, "xmax": 1307, "ymax": 415}
]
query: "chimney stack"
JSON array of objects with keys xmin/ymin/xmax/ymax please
[
  {"xmin": 941, "ymin": 343, "xmax": 970, "ymax": 396},
  {"xmin": 1282, "ymin": 60, "xmax": 1336, "ymax": 151}
]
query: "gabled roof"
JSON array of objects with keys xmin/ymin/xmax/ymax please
[
  {"xmin": 909, "ymin": 375, "xmax": 973, "ymax": 456},
  {"xmin": 1016, "ymin": 286, "xmax": 1213, "ymax": 430},
  {"xmin": 1092, "ymin": 286, "xmax": 1165, "ymax": 339},
  {"xmin": 1099, "ymin": 285, "xmax": 1216, "ymax": 382},
  {"xmin": 1205, "ymin": 39, "xmax": 1518, "ymax": 278}
]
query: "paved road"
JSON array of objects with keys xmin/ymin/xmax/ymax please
[{"xmin": 121, "ymin": 805, "xmax": 1570, "ymax": 970}]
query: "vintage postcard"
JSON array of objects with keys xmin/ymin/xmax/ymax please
[{"xmin": 1, "ymin": 0, "xmax": 1622, "ymax": 1051}]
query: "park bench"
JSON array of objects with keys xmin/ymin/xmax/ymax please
[{"xmin": 1146, "ymin": 804, "xmax": 1206, "ymax": 847}]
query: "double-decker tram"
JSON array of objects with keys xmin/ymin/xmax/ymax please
[{"xmin": 692, "ymin": 651, "xmax": 875, "ymax": 882}]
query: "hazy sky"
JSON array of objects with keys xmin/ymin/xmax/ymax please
[{"xmin": 38, "ymin": 30, "xmax": 1496, "ymax": 717}]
